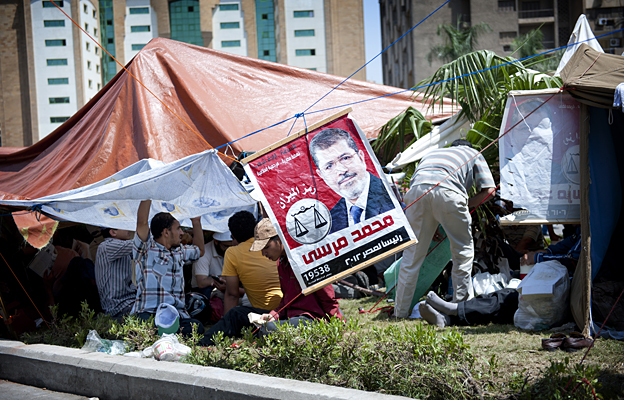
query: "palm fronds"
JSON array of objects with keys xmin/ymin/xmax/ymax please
[{"xmin": 372, "ymin": 106, "xmax": 432, "ymax": 165}]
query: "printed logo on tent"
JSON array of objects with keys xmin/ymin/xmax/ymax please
[
  {"xmin": 181, "ymin": 165, "xmax": 193, "ymax": 181},
  {"xmin": 102, "ymin": 203, "xmax": 126, "ymax": 218}
]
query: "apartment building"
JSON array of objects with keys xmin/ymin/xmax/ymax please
[
  {"xmin": 379, "ymin": 0, "xmax": 622, "ymax": 89},
  {"xmin": 0, "ymin": 0, "xmax": 102, "ymax": 145}
]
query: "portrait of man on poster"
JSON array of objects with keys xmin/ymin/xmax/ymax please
[{"xmin": 309, "ymin": 128, "xmax": 395, "ymax": 234}]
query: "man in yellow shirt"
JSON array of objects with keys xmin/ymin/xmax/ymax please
[{"xmin": 200, "ymin": 211, "xmax": 282, "ymax": 345}]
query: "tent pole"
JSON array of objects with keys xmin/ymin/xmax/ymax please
[{"xmin": 579, "ymin": 103, "xmax": 592, "ymax": 338}]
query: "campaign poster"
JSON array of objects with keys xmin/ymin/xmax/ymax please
[
  {"xmin": 499, "ymin": 91, "xmax": 581, "ymax": 224},
  {"xmin": 242, "ymin": 109, "xmax": 417, "ymax": 294}
]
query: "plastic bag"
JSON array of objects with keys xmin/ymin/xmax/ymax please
[
  {"xmin": 151, "ymin": 333, "xmax": 191, "ymax": 362},
  {"xmin": 472, "ymin": 271, "xmax": 508, "ymax": 297},
  {"xmin": 514, "ymin": 261, "xmax": 570, "ymax": 330},
  {"xmin": 81, "ymin": 330, "xmax": 128, "ymax": 355}
]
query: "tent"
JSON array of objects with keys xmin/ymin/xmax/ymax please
[
  {"xmin": 0, "ymin": 38, "xmax": 454, "ymax": 204},
  {"xmin": 560, "ymin": 43, "xmax": 624, "ymax": 338}
]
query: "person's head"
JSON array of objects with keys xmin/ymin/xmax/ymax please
[
  {"xmin": 212, "ymin": 230, "xmax": 234, "ymax": 256},
  {"xmin": 101, "ymin": 228, "xmax": 134, "ymax": 241},
  {"xmin": 249, "ymin": 218, "xmax": 284, "ymax": 261},
  {"xmin": 309, "ymin": 128, "xmax": 368, "ymax": 203},
  {"xmin": 450, "ymin": 139, "xmax": 473, "ymax": 148},
  {"xmin": 228, "ymin": 211, "xmax": 257, "ymax": 244},
  {"xmin": 151, "ymin": 212, "xmax": 182, "ymax": 248}
]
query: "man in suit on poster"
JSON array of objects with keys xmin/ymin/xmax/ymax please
[{"xmin": 309, "ymin": 128, "xmax": 395, "ymax": 234}]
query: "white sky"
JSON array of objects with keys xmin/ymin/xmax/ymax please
[{"xmin": 363, "ymin": 0, "xmax": 383, "ymax": 84}]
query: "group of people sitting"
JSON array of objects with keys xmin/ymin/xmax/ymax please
[{"xmin": 95, "ymin": 200, "xmax": 342, "ymax": 345}]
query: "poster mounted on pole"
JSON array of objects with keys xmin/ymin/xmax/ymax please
[
  {"xmin": 242, "ymin": 108, "xmax": 417, "ymax": 295},
  {"xmin": 499, "ymin": 90, "xmax": 581, "ymax": 224}
]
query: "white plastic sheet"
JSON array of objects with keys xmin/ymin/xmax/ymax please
[{"xmin": 1, "ymin": 150, "xmax": 256, "ymax": 232}]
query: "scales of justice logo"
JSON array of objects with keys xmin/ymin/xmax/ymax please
[
  {"xmin": 285, "ymin": 199, "xmax": 332, "ymax": 245},
  {"xmin": 562, "ymin": 145, "xmax": 580, "ymax": 185}
]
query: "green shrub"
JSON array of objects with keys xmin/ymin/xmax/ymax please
[
  {"xmin": 187, "ymin": 317, "xmax": 482, "ymax": 399},
  {"xmin": 522, "ymin": 357, "xmax": 603, "ymax": 400}
]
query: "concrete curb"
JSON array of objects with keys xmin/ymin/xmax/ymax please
[{"xmin": 0, "ymin": 340, "xmax": 408, "ymax": 400}]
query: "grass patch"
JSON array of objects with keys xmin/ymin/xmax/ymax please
[{"xmin": 20, "ymin": 299, "xmax": 624, "ymax": 399}]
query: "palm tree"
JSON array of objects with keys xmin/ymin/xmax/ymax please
[
  {"xmin": 427, "ymin": 16, "xmax": 492, "ymax": 65},
  {"xmin": 373, "ymin": 50, "xmax": 562, "ymax": 168},
  {"xmin": 511, "ymin": 28, "xmax": 563, "ymax": 72}
]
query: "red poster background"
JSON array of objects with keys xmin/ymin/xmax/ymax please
[{"xmin": 248, "ymin": 115, "xmax": 380, "ymax": 250}]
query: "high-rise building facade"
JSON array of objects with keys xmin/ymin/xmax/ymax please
[
  {"xmin": 1, "ymin": 0, "xmax": 102, "ymax": 146},
  {"xmin": 1, "ymin": 0, "xmax": 365, "ymax": 146},
  {"xmin": 100, "ymin": 0, "xmax": 365, "ymax": 80},
  {"xmin": 379, "ymin": 0, "xmax": 622, "ymax": 89}
]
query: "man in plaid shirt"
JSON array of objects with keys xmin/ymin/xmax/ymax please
[{"xmin": 132, "ymin": 200, "xmax": 205, "ymax": 335}]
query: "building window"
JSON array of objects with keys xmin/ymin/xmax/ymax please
[
  {"xmin": 83, "ymin": 4, "xmax": 88, "ymax": 13},
  {"xmin": 43, "ymin": 1, "xmax": 63, "ymax": 7},
  {"xmin": 220, "ymin": 22, "xmax": 240, "ymax": 29},
  {"xmin": 95, "ymin": 47, "xmax": 99, "ymax": 55},
  {"xmin": 87, "ymin": 60, "xmax": 92, "ymax": 69},
  {"xmin": 50, "ymin": 116, "xmax": 70, "ymax": 123},
  {"xmin": 131, "ymin": 25, "xmax": 151, "ymax": 32},
  {"xmin": 499, "ymin": 31, "xmax": 517, "ymax": 45},
  {"xmin": 219, "ymin": 4, "xmax": 239, "ymax": 11},
  {"xmin": 295, "ymin": 49, "xmax": 315, "ymax": 56},
  {"xmin": 294, "ymin": 10, "xmax": 314, "ymax": 18},
  {"xmin": 96, "ymin": 65, "xmax": 100, "ymax": 73},
  {"xmin": 94, "ymin": 28, "xmax": 97, "ymax": 36},
  {"xmin": 129, "ymin": 7, "xmax": 150, "ymax": 14},
  {"xmin": 261, "ymin": 13, "xmax": 268, "ymax": 19},
  {"xmin": 88, "ymin": 79, "xmax": 93, "ymax": 88},
  {"xmin": 263, "ymin": 50, "xmax": 270, "ymax": 56},
  {"xmin": 49, "ymin": 97, "xmax": 70, "ymax": 104},
  {"xmin": 97, "ymin": 83, "xmax": 101, "ymax": 90},
  {"xmin": 498, "ymin": 1, "xmax": 516, "ymax": 11},
  {"xmin": 503, "ymin": 45, "xmax": 512, "ymax": 52},
  {"xmin": 92, "ymin": 9, "xmax": 96, "ymax": 18},
  {"xmin": 48, "ymin": 78, "xmax": 69, "ymax": 85},
  {"xmin": 44, "ymin": 20, "xmax": 65, "ymax": 27},
  {"xmin": 294, "ymin": 29, "xmax": 315, "ymax": 37},
  {"xmin": 107, "ymin": 38, "xmax": 114, "ymax": 44},
  {"xmin": 107, "ymin": 19, "xmax": 113, "ymax": 26},
  {"xmin": 46, "ymin": 58, "xmax": 68, "ymax": 66},
  {"xmin": 86, "ymin": 42, "xmax": 90, "ymax": 51},
  {"xmin": 221, "ymin": 40, "xmax": 241, "ymax": 47},
  {"xmin": 132, "ymin": 44, "xmax": 146, "ymax": 51},
  {"xmin": 170, "ymin": 0, "xmax": 202, "ymax": 46},
  {"xmin": 45, "ymin": 39, "xmax": 66, "ymax": 46},
  {"xmin": 85, "ymin": 23, "xmax": 89, "ymax": 31}
]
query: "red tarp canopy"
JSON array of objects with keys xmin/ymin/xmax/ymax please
[{"xmin": 0, "ymin": 38, "xmax": 455, "ymax": 201}]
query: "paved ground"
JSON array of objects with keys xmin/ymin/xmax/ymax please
[{"xmin": 0, "ymin": 380, "xmax": 96, "ymax": 400}]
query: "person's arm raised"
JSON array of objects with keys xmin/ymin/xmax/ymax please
[
  {"xmin": 136, "ymin": 200, "xmax": 151, "ymax": 242},
  {"xmin": 191, "ymin": 216, "xmax": 205, "ymax": 257}
]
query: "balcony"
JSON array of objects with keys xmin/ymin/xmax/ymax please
[{"xmin": 518, "ymin": 8, "xmax": 555, "ymax": 24}]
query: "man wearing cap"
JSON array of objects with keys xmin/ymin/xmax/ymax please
[
  {"xmin": 95, "ymin": 228, "xmax": 136, "ymax": 321},
  {"xmin": 133, "ymin": 200, "xmax": 205, "ymax": 336},
  {"xmin": 199, "ymin": 211, "xmax": 282, "ymax": 346},
  {"xmin": 394, "ymin": 140, "xmax": 496, "ymax": 318},
  {"xmin": 253, "ymin": 219, "xmax": 342, "ymax": 333},
  {"xmin": 191, "ymin": 231, "xmax": 234, "ymax": 298}
]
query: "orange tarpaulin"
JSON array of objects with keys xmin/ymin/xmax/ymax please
[
  {"xmin": 12, "ymin": 212, "xmax": 58, "ymax": 249},
  {"xmin": 0, "ymin": 38, "xmax": 455, "ymax": 203}
]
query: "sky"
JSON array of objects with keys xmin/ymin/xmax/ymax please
[{"xmin": 363, "ymin": 0, "xmax": 384, "ymax": 84}]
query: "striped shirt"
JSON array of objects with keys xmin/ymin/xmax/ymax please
[
  {"xmin": 411, "ymin": 146, "xmax": 495, "ymax": 197},
  {"xmin": 132, "ymin": 232, "xmax": 200, "ymax": 319},
  {"xmin": 95, "ymin": 238, "xmax": 135, "ymax": 316}
]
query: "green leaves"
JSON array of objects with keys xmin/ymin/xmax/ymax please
[{"xmin": 372, "ymin": 106, "xmax": 432, "ymax": 164}]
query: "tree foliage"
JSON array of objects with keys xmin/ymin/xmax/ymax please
[{"xmin": 427, "ymin": 16, "xmax": 492, "ymax": 65}]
